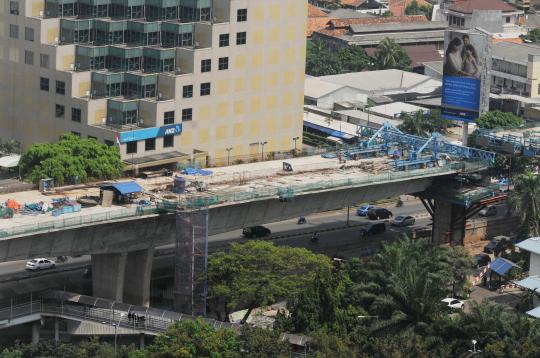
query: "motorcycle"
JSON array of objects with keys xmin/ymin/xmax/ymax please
[
  {"xmin": 297, "ymin": 216, "xmax": 306, "ymax": 225},
  {"xmin": 310, "ymin": 232, "xmax": 319, "ymax": 243},
  {"xmin": 56, "ymin": 256, "xmax": 68, "ymax": 263},
  {"xmin": 396, "ymin": 199, "xmax": 404, "ymax": 207}
]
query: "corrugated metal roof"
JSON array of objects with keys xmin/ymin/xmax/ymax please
[
  {"xmin": 527, "ymin": 306, "xmax": 540, "ymax": 318},
  {"xmin": 490, "ymin": 257, "xmax": 519, "ymax": 276},
  {"xmin": 516, "ymin": 276, "xmax": 540, "ymax": 292},
  {"xmin": 0, "ymin": 155, "xmax": 20, "ymax": 168},
  {"xmin": 517, "ymin": 238, "xmax": 540, "ymax": 255},
  {"xmin": 349, "ymin": 21, "xmax": 447, "ymax": 34},
  {"xmin": 101, "ymin": 181, "xmax": 143, "ymax": 195}
]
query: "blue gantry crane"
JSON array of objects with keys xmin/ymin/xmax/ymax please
[{"xmin": 472, "ymin": 128, "xmax": 540, "ymax": 158}]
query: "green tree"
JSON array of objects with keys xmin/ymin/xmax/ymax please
[
  {"xmin": 398, "ymin": 110, "xmax": 451, "ymax": 137},
  {"xmin": 339, "ymin": 46, "xmax": 371, "ymax": 72},
  {"xmin": 0, "ymin": 139, "xmax": 21, "ymax": 154},
  {"xmin": 19, "ymin": 133, "xmax": 123, "ymax": 185},
  {"xmin": 528, "ymin": 28, "xmax": 540, "ymax": 43},
  {"xmin": 511, "ymin": 171, "xmax": 540, "ymax": 238},
  {"xmin": 405, "ymin": 0, "xmax": 433, "ymax": 19},
  {"xmin": 308, "ymin": 332, "xmax": 358, "ymax": 358},
  {"xmin": 306, "ymin": 41, "xmax": 370, "ymax": 76},
  {"xmin": 374, "ymin": 38, "xmax": 411, "ymax": 71},
  {"xmin": 476, "ymin": 110, "xmax": 523, "ymax": 129},
  {"xmin": 207, "ymin": 241, "xmax": 332, "ymax": 321},
  {"xmin": 238, "ymin": 326, "xmax": 289, "ymax": 358},
  {"xmin": 145, "ymin": 319, "xmax": 239, "ymax": 358}
]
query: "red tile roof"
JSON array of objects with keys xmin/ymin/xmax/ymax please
[
  {"xmin": 449, "ymin": 0, "xmax": 518, "ymax": 14},
  {"xmin": 307, "ymin": 18, "xmax": 335, "ymax": 37},
  {"xmin": 341, "ymin": 0, "xmax": 367, "ymax": 7},
  {"xmin": 308, "ymin": 4, "xmax": 328, "ymax": 18},
  {"xmin": 328, "ymin": 15, "xmax": 428, "ymax": 29}
]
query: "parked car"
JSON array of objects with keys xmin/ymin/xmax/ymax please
[
  {"xmin": 441, "ymin": 297, "xmax": 465, "ymax": 310},
  {"xmin": 242, "ymin": 226, "xmax": 271, "ymax": 238},
  {"xmin": 479, "ymin": 205, "xmax": 497, "ymax": 217},
  {"xmin": 367, "ymin": 208, "xmax": 393, "ymax": 220},
  {"xmin": 356, "ymin": 204, "xmax": 373, "ymax": 216},
  {"xmin": 26, "ymin": 258, "xmax": 55, "ymax": 271},
  {"xmin": 473, "ymin": 253, "xmax": 491, "ymax": 268},
  {"xmin": 391, "ymin": 215, "xmax": 415, "ymax": 227},
  {"xmin": 360, "ymin": 223, "xmax": 386, "ymax": 237},
  {"xmin": 483, "ymin": 236, "xmax": 507, "ymax": 254}
]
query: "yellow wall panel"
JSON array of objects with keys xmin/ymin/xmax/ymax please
[
  {"xmin": 284, "ymin": 26, "xmax": 296, "ymax": 41},
  {"xmin": 269, "ymin": 27, "xmax": 280, "ymax": 42},
  {"xmin": 250, "ymin": 97, "xmax": 261, "ymax": 113},
  {"xmin": 216, "ymin": 125, "xmax": 227, "ymax": 140},
  {"xmin": 47, "ymin": 28, "xmax": 59, "ymax": 43},
  {"xmin": 234, "ymin": 100, "xmax": 245, "ymax": 115},
  {"xmin": 62, "ymin": 54, "xmax": 75, "ymax": 70},
  {"xmin": 198, "ymin": 128, "xmax": 210, "ymax": 144},
  {"xmin": 268, "ymin": 49, "xmax": 279, "ymax": 65},
  {"xmin": 266, "ymin": 95, "xmax": 277, "ymax": 110},
  {"xmin": 253, "ymin": 30, "xmax": 264, "ymax": 45},
  {"xmin": 235, "ymin": 78, "xmax": 246, "ymax": 92},
  {"xmin": 199, "ymin": 106, "xmax": 211, "ymax": 121},
  {"xmin": 282, "ymin": 92, "xmax": 293, "ymax": 107},
  {"xmin": 94, "ymin": 108, "xmax": 106, "ymax": 124},
  {"xmin": 233, "ymin": 123, "xmax": 243, "ymax": 137},
  {"xmin": 254, "ymin": 5, "xmax": 264, "ymax": 21},
  {"xmin": 283, "ymin": 115, "xmax": 293, "ymax": 129},
  {"xmin": 284, "ymin": 71, "xmax": 294, "ymax": 85},
  {"xmin": 267, "ymin": 74, "xmax": 278, "ymax": 88},
  {"xmin": 216, "ymin": 79, "xmax": 229, "ymax": 95},
  {"xmin": 32, "ymin": 2, "xmax": 44, "ymax": 17},
  {"xmin": 252, "ymin": 52, "xmax": 263, "ymax": 67},
  {"xmin": 264, "ymin": 117, "xmax": 276, "ymax": 133},
  {"xmin": 78, "ymin": 82, "xmax": 90, "ymax": 97},
  {"xmin": 270, "ymin": 4, "xmax": 280, "ymax": 18},
  {"xmin": 251, "ymin": 76, "xmax": 262, "ymax": 91},
  {"xmin": 234, "ymin": 54, "xmax": 246, "ymax": 69},
  {"xmin": 216, "ymin": 102, "xmax": 228, "ymax": 117},
  {"xmin": 250, "ymin": 121, "xmax": 260, "ymax": 136},
  {"xmin": 284, "ymin": 48, "xmax": 295, "ymax": 62},
  {"xmin": 182, "ymin": 131, "xmax": 193, "ymax": 146},
  {"xmin": 287, "ymin": 3, "xmax": 297, "ymax": 16}
]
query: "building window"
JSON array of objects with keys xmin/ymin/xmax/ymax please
[
  {"xmin": 56, "ymin": 81, "xmax": 66, "ymax": 95},
  {"xmin": 24, "ymin": 50, "xmax": 34, "ymax": 65},
  {"xmin": 201, "ymin": 59, "xmax": 212, "ymax": 73},
  {"xmin": 40, "ymin": 77, "xmax": 49, "ymax": 91},
  {"xmin": 218, "ymin": 57, "xmax": 229, "ymax": 70},
  {"xmin": 145, "ymin": 138, "xmax": 156, "ymax": 151},
  {"xmin": 219, "ymin": 34, "xmax": 229, "ymax": 47},
  {"xmin": 105, "ymin": 140, "xmax": 114, "ymax": 146},
  {"xmin": 25, "ymin": 27, "xmax": 34, "ymax": 42},
  {"xmin": 237, "ymin": 8, "xmax": 248, "ymax": 22},
  {"xmin": 182, "ymin": 108, "xmax": 192, "ymax": 121},
  {"xmin": 88, "ymin": 136, "xmax": 97, "ymax": 140},
  {"xmin": 9, "ymin": 24, "xmax": 18, "ymax": 39},
  {"xmin": 164, "ymin": 111, "xmax": 175, "ymax": 125},
  {"xmin": 182, "ymin": 85, "xmax": 193, "ymax": 98},
  {"xmin": 40, "ymin": 54, "xmax": 49, "ymax": 68},
  {"xmin": 200, "ymin": 82, "xmax": 211, "ymax": 96},
  {"xmin": 55, "ymin": 104, "xmax": 65, "ymax": 118},
  {"xmin": 9, "ymin": 1, "xmax": 19, "ymax": 15},
  {"xmin": 236, "ymin": 32, "xmax": 247, "ymax": 45},
  {"xmin": 506, "ymin": 16, "xmax": 511, "ymax": 23},
  {"xmin": 71, "ymin": 108, "xmax": 81, "ymax": 122},
  {"xmin": 126, "ymin": 141, "xmax": 137, "ymax": 154},
  {"xmin": 71, "ymin": 131, "xmax": 81, "ymax": 137},
  {"xmin": 163, "ymin": 135, "xmax": 174, "ymax": 148}
]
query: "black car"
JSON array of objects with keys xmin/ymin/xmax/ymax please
[
  {"xmin": 483, "ymin": 239, "xmax": 500, "ymax": 254},
  {"xmin": 242, "ymin": 226, "xmax": 271, "ymax": 238},
  {"xmin": 360, "ymin": 223, "xmax": 386, "ymax": 237},
  {"xmin": 473, "ymin": 253, "xmax": 491, "ymax": 268},
  {"xmin": 367, "ymin": 208, "xmax": 393, "ymax": 220}
]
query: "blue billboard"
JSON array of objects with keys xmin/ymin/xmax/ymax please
[
  {"xmin": 119, "ymin": 124, "xmax": 182, "ymax": 143},
  {"xmin": 441, "ymin": 30, "xmax": 489, "ymax": 123}
]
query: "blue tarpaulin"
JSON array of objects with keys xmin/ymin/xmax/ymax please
[
  {"xmin": 181, "ymin": 168, "xmax": 213, "ymax": 176},
  {"xmin": 101, "ymin": 181, "xmax": 143, "ymax": 195},
  {"xmin": 490, "ymin": 257, "xmax": 518, "ymax": 276}
]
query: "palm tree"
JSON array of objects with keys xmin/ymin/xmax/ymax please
[
  {"xmin": 374, "ymin": 38, "xmax": 411, "ymax": 70},
  {"xmin": 398, "ymin": 111, "xmax": 429, "ymax": 137},
  {"xmin": 511, "ymin": 172, "xmax": 540, "ymax": 238}
]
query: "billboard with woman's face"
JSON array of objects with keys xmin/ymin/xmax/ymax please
[{"xmin": 441, "ymin": 30, "xmax": 491, "ymax": 122}]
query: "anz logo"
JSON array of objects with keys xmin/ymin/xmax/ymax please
[{"xmin": 163, "ymin": 125, "xmax": 181, "ymax": 136}]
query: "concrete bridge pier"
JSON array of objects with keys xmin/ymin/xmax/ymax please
[
  {"xmin": 431, "ymin": 199, "xmax": 466, "ymax": 246},
  {"xmin": 31, "ymin": 321, "xmax": 40, "ymax": 344},
  {"xmin": 92, "ymin": 248, "xmax": 154, "ymax": 306}
]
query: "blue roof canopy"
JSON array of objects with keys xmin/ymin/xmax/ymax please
[
  {"xmin": 303, "ymin": 122, "xmax": 355, "ymax": 140},
  {"xmin": 490, "ymin": 257, "xmax": 519, "ymax": 276},
  {"xmin": 101, "ymin": 181, "xmax": 143, "ymax": 195}
]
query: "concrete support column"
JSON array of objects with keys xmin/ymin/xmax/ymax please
[
  {"xmin": 123, "ymin": 248, "xmax": 154, "ymax": 307},
  {"xmin": 432, "ymin": 199, "xmax": 466, "ymax": 245},
  {"xmin": 139, "ymin": 333, "xmax": 145, "ymax": 349},
  {"xmin": 54, "ymin": 318, "xmax": 59, "ymax": 342},
  {"xmin": 91, "ymin": 252, "xmax": 127, "ymax": 301},
  {"xmin": 31, "ymin": 322, "xmax": 40, "ymax": 344}
]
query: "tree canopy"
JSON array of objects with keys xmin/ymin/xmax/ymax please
[
  {"xmin": 207, "ymin": 241, "xmax": 332, "ymax": 321},
  {"xmin": 511, "ymin": 171, "xmax": 540, "ymax": 238},
  {"xmin": 405, "ymin": 0, "xmax": 433, "ymax": 19},
  {"xmin": 398, "ymin": 110, "xmax": 451, "ymax": 137},
  {"xmin": 19, "ymin": 133, "xmax": 123, "ymax": 185},
  {"xmin": 306, "ymin": 40, "xmax": 371, "ymax": 76},
  {"xmin": 528, "ymin": 28, "xmax": 540, "ymax": 43},
  {"xmin": 374, "ymin": 37, "xmax": 411, "ymax": 71},
  {"xmin": 476, "ymin": 110, "xmax": 524, "ymax": 129}
]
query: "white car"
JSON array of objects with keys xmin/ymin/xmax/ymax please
[
  {"xmin": 441, "ymin": 297, "xmax": 465, "ymax": 310},
  {"xmin": 391, "ymin": 215, "xmax": 416, "ymax": 227},
  {"xmin": 26, "ymin": 258, "xmax": 55, "ymax": 271}
]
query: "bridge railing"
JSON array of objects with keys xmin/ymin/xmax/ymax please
[{"xmin": 0, "ymin": 160, "xmax": 489, "ymax": 237}]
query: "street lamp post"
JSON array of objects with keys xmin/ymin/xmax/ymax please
[
  {"xmin": 103, "ymin": 312, "xmax": 125, "ymax": 356},
  {"xmin": 292, "ymin": 136, "xmax": 299, "ymax": 156},
  {"xmin": 226, "ymin": 147, "xmax": 233, "ymax": 166},
  {"xmin": 468, "ymin": 339, "xmax": 482, "ymax": 355},
  {"xmin": 260, "ymin": 141, "xmax": 267, "ymax": 161}
]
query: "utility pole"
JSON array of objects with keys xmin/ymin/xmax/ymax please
[{"xmin": 226, "ymin": 147, "xmax": 232, "ymax": 166}]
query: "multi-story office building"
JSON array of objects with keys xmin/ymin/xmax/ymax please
[{"xmin": 0, "ymin": 0, "xmax": 307, "ymax": 170}]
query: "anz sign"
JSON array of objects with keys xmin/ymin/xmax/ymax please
[{"xmin": 119, "ymin": 124, "xmax": 182, "ymax": 144}]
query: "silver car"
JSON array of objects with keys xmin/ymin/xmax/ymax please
[
  {"xmin": 26, "ymin": 258, "xmax": 55, "ymax": 271},
  {"xmin": 391, "ymin": 215, "xmax": 415, "ymax": 227}
]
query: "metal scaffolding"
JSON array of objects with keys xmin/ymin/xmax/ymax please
[{"xmin": 173, "ymin": 207, "xmax": 209, "ymax": 317}]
